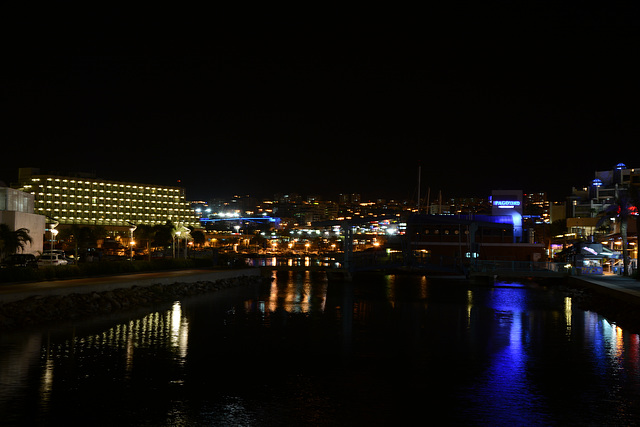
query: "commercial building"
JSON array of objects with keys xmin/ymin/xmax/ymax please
[
  {"xmin": 407, "ymin": 190, "xmax": 545, "ymax": 264},
  {"xmin": 558, "ymin": 162, "xmax": 639, "ymax": 274},
  {"xmin": 15, "ymin": 168, "xmax": 199, "ymax": 231},
  {"xmin": 0, "ymin": 186, "xmax": 46, "ymax": 255},
  {"xmin": 568, "ymin": 163, "xmax": 639, "ymax": 220}
]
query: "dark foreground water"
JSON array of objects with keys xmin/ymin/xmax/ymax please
[{"xmin": 2, "ymin": 272, "xmax": 640, "ymax": 426}]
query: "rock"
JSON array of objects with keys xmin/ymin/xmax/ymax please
[{"xmin": 0, "ymin": 274, "xmax": 268, "ymax": 329}]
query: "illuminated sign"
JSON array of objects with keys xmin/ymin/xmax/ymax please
[
  {"xmin": 493, "ymin": 200, "xmax": 521, "ymax": 208},
  {"xmin": 583, "ymin": 246, "xmax": 598, "ymax": 256}
]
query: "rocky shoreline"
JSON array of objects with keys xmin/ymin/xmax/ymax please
[{"xmin": 0, "ymin": 275, "xmax": 269, "ymax": 329}]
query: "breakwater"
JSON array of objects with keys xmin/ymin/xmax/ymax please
[{"xmin": 0, "ymin": 273, "xmax": 268, "ymax": 329}]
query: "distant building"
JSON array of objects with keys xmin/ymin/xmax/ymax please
[
  {"xmin": 15, "ymin": 168, "xmax": 199, "ymax": 231},
  {"xmin": 563, "ymin": 163, "xmax": 639, "ymax": 241},
  {"xmin": 559, "ymin": 163, "xmax": 639, "ymax": 273},
  {"xmin": 568, "ymin": 163, "xmax": 639, "ymax": 220},
  {"xmin": 489, "ymin": 190, "xmax": 523, "ymax": 242},
  {"xmin": 407, "ymin": 189, "xmax": 545, "ymax": 263},
  {"xmin": 407, "ymin": 213, "xmax": 545, "ymax": 263},
  {"xmin": 0, "ymin": 186, "xmax": 46, "ymax": 255},
  {"xmin": 524, "ymin": 192, "xmax": 550, "ymax": 221},
  {"xmin": 338, "ymin": 193, "xmax": 361, "ymax": 205},
  {"xmin": 549, "ymin": 202, "xmax": 566, "ymax": 225}
]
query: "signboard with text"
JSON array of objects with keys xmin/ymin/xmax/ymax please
[{"xmin": 491, "ymin": 190, "xmax": 523, "ymax": 216}]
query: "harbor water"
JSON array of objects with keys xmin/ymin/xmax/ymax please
[{"xmin": 1, "ymin": 272, "xmax": 640, "ymax": 426}]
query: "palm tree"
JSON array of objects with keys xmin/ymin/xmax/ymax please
[
  {"xmin": 59, "ymin": 224, "xmax": 83, "ymax": 261},
  {"xmin": 190, "ymin": 229, "xmax": 205, "ymax": 248},
  {"xmin": 59, "ymin": 225, "xmax": 106, "ymax": 257},
  {"xmin": 134, "ymin": 224, "xmax": 156, "ymax": 261},
  {"xmin": 628, "ymin": 186, "xmax": 640, "ymax": 279},
  {"xmin": 597, "ymin": 197, "xmax": 634, "ymax": 276},
  {"xmin": 0, "ymin": 224, "xmax": 33, "ymax": 260},
  {"xmin": 153, "ymin": 221, "xmax": 175, "ymax": 248}
]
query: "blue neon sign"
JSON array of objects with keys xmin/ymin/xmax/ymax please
[{"xmin": 493, "ymin": 200, "xmax": 521, "ymax": 208}]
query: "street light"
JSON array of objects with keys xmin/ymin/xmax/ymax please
[
  {"xmin": 47, "ymin": 219, "xmax": 59, "ymax": 252},
  {"xmin": 174, "ymin": 231, "xmax": 181, "ymax": 259},
  {"xmin": 51, "ymin": 228, "xmax": 58, "ymax": 252},
  {"xmin": 182, "ymin": 227, "xmax": 190, "ymax": 259},
  {"xmin": 129, "ymin": 225, "xmax": 137, "ymax": 261}
]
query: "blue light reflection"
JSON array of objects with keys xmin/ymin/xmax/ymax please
[{"xmin": 465, "ymin": 284, "xmax": 549, "ymax": 425}]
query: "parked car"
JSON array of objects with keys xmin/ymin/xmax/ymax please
[
  {"xmin": 1, "ymin": 253, "xmax": 38, "ymax": 268},
  {"xmin": 42, "ymin": 249, "xmax": 76, "ymax": 264},
  {"xmin": 37, "ymin": 254, "xmax": 69, "ymax": 267},
  {"xmin": 42, "ymin": 249, "xmax": 66, "ymax": 257}
]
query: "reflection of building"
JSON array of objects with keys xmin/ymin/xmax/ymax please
[
  {"xmin": 0, "ymin": 186, "xmax": 46, "ymax": 255},
  {"xmin": 15, "ymin": 168, "xmax": 199, "ymax": 231}
]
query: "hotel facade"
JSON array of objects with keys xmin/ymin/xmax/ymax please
[{"xmin": 16, "ymin": 168, "xmax": 200, "ymax": 230}]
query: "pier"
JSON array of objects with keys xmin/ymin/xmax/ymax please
[{"xmin": 568, "ymin": 273, "xmax": 640, "ymax": 305}]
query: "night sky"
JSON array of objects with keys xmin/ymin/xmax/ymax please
[{"xmin": 2, "ymin": 6, "xmax": 638, "ymax": 202}]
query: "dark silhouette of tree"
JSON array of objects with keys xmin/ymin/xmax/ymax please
[
  {"xmin": 152, "ymin": 221, "xmax": 175, "ymax": 248},
  {"xmin": 134, "ymin": 224, "xmax": 156, "ymax": 260},
  {"xmin": 190, "ymin": 229, "xmax": 206, "ymax": 247},
  {"xmin": 0, "ymin": 224, "xmax": 33, "ymax": 260}
]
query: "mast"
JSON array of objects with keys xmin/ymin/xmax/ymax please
[{"xmin": 417, "ymin": 163, "xmax": 421, "ymax": 213}]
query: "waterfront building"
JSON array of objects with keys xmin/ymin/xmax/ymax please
[
  {"xmin": 568, "ymin": 163, "xmax": 639, "ymax": 220},
  {"xmin": 406, "ymin": 213, "xmax": 546, "ymax": 264},
  {"xmin": 406, "ymin": 189, "xmax": 546, "ymax": 264},
  {"xmin": 0, "ymin": 185, "xmax": 46, "ymax": 255},
  {"xmin": 565, "ymin": 163, "xmax": 638, "ymax": 242},
  {"xmin": 558, "ymin": 163, "xmax": 638, "ymax": 274},
  {"xmin": 15, "ymin": 168, "xmax": 200, "ymax": 231},
  {"xmin": 558, "ymin": 241, "xmax": 621, "ymax": 275}
]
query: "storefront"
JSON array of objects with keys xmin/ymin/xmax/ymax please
[{"xmin": 561, "ymin": 242, "xmax": 621, "ymax": 275}]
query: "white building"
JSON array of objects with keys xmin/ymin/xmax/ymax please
[
  {"xmin": 0, "ymin": 186, "xmax": 46, "ymax": 256},
  {"xmin": 16, "ymin": 168, "xmax": 199, "ymax": 229}
]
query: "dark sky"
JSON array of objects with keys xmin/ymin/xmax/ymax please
[{"xmin": 2, "ymin": 6, "xmax": 638, "ymax": 201}]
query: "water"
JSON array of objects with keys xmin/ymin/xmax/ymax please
[{"xmin": 2, "ymin": 272, "xmax": 640, "ymax": 426}]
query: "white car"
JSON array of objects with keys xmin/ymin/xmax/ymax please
[{"xmin": 38, "ymin": 253, "xmax": 69, "ymax": 267}]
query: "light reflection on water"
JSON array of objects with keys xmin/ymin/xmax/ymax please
[
  {"xmin": 1, "ymin": 275, "xmax": 640, "ymax": 425},
  {"xmin": 266, "ymin": 271, "xmax": 328, "ymax": 313},
  {"xmin": 463, "ymin": 286, "xmax": 545, "ymax": 425}
]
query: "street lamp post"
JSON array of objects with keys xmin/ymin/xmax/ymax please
[
  {"xmin": 183, "ymin": 228, "xmax": 190, "ymax": 259},
  {"xmin": 47, "ymin": 220, "xmax": 59, "ymax": 253},
  {"xmin": 51, "ymin": 228, "xmax": 58, "ymax": 252},
  {"xmin": 175, "ymin": 231, "xmax": 181, "ymax": 259},
  {"xmin": 129, "ymin": 225, "xmax": 137, "ymax": 261}
]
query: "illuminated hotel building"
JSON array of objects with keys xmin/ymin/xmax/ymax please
[{"xmin": 16, "ymin": 168, "xmax": 199, "ymax": 229}]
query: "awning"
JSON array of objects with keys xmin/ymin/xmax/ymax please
[{"xmin": 600, "ymin": 246, "xmax": 622, "ymax": 259}]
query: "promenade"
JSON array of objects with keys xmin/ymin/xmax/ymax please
[
  {"xmin": 568, "ymin": 273, "xmax": 640, "ymax": 304},
  {"xmin": 0, "ymin": 268, "xmax": 261, "ymax": 304}
]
